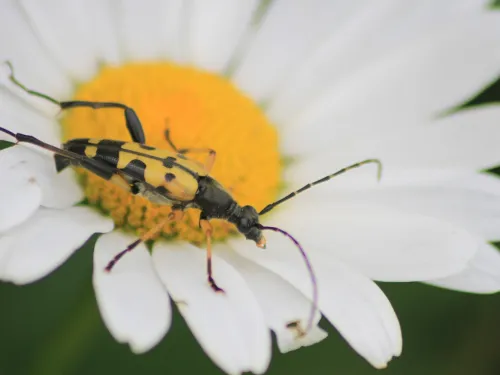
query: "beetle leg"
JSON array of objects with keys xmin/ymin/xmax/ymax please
[
  {"xmin": 110, "ymin": 173, "xmax": 134, "ymax": 193},
  {"xmin": 162, "ymin": 176, "xmax": 194, "ymax": 200},
  {"xmin": 5, "ymin": 62, "xmax": 145, "ymax": 144},
  {"xmin": 200, "ymin": 218, "xmax": 225, "ymax": 293},
  {"xmin": 61, "ymin": 101, "xmax": 145, "ymax": 144},
  {"xmin": 105, "ymin": 209, "xmax": 184, "ymax": 272},
  {"xmin": 199, "ymin": 150, "xmax": 216, "ymax": 174},
  {"xmin": 178, "ymin": 149, "xmax": 216, "ymax": 174},
  {"xmin": 164, "ymin": 127, "xmax": 180, "ymax": 152},
  {"xmin": 179, "ymin": 149, "xmax": 217, "ymax": 174},
  {"xmin": 164, "ymin": 127, "xmax": 217, "ymax": 173},
  {"xmin": 169, "ymin": 208, "xmax": 185, "ymax": 222}
]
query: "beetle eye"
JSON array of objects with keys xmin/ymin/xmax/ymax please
[{"xmin": 238, "ymin": 217, "xmax": 251, "ymax": 232}]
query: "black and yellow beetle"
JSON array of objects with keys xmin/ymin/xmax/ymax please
[{"xmin": 0, "ymin": 63, "xmax": 381, "ymax": 333}]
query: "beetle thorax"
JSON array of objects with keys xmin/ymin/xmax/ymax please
[{"xmin": 194, "ymin": 176, "xmax": 238, "ymax": 219}]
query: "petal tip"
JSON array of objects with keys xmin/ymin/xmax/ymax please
[
  {"xmin": 129, "ymin": 340, "xmax": 153, "ymax": 355},
  {"xmin": 277, "ymin": 325, "xmax": 328, "ymax": 353}
]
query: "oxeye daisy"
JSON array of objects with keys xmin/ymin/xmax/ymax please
[{"xmin": 1, "ymin": 1, "xmax": 500, "ymax": 374}]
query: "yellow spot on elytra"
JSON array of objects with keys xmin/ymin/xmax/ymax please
[
  {"xmin": 62, "ymin": 63, "xmax": 281, "ymax": 243},
  {"xmin": 84, "ymin": 145, "xmax": 97, "ymax": 158}
]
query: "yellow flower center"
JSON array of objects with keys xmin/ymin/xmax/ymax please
[{"xmin": 61, "ymin": 63, "xmax": 281, "ymax": 243}]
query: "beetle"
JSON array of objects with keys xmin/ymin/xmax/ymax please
[{"xmin": 0, "ymin": 63, "xmax": 381, "ymax": 334}]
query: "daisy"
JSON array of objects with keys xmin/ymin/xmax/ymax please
[{"xmin": 1, "ymin": 1, "xmax": 500, "ymax": 374}]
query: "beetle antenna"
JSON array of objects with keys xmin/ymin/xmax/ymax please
[
  {"xmin": 256, "ymin": 223, "xmax": 318, "ymax": 336},
  {"xmin": 259, "ymin": 159, "xmax": 381, "ymax": 215},
  {"xmin": 0, "ymin": 126, "xmax": 16, "ymax": 139}
]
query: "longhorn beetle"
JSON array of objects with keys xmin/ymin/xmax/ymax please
[{"xmin": 0, "ymin": 63, "xmax": 381, "ymax": 335}]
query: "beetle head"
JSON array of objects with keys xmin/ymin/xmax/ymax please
[{"xmin": 236, "ymin": 205, "xmax": 266, "ymax": 248}]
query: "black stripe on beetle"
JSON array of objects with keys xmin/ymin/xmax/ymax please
[
  {"xmin": 155, "ymin": 186, "xmax": 171, "ymax": 196},
  {"xmin": 121, "ymin": 159, "xmax": 146, "ymax": 181},
  {"xmin": 95, "ymin": 143, "xmax": 121, "ymax": 165},
  {"xmin": 163, "ymin": 156, "xmax": 176, "ymax": 168},
  {"xmin": 64, "ymin": 141, "xmax": 87, "ymax": 156}
]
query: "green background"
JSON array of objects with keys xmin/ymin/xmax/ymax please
[{"xmin": 2, "ymin": 5, "xmax": 500, "ymax": 373}]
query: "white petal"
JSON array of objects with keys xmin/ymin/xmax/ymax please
[
  {"xmin": 0, "ymin": 146, "xmax": 60, "ymax": 232},
  {"xmin": 232, "ymin": 0, "xmax": 365, "ymax": 102},
  {"xmin": 269, "ymin": 0, "xmax": 492, "ymax": 125},
  {"xmin": 332, "ymin": 183, "xmax": 500, "ymax": 241},
  {"xmin": 0, "ymin": 145, "xmax": 82, "ymax": 209},
  {"xmin": 116, "ymin": 0, "xmax": 185, "ymax": 62},
  {"xmin": 0, "ymin": 206, "xmax": 113, "ymax": 284},
  {"xmin": 288, "ymin": 11, "xmax": 500, "ymax": 142},
  {"xmin": 29, "ymin": 0, "xmax": 124, "ymax": 67},
  {"xmin": 93, "ymin": 231, "xmax": 171, "ymax": 353},
  {"xmin": 427, "ymin": 243, "xmax": 500, "ymax": 294},
  {"xmin": 217, "ymin": 247, "xmax": 327, "ymax": 353},
  {"xmin": 0, "ymin": 1, "xmax": 73, "ymax": 99},
  {"xmin": 152, "ymin": 243, "xmax": 271, "ymax": 375},
  {"xmin": 0, "ymin": 161, "xmax": 41, "ymax": 233},
  {"xmin": 86, "ymin": 0, "xmax": 121, "ymax": 65},
  {"xmin": 363, "ymin": 106, "xmax": 500, "ymax": 171},
  {"xmin": 40, "ymin": 168, "xmax": 84, "ymax": 209},
  {"xmin": 19, "ymin": 0, "xmax": 101, "ymax": 83},
  {"xmin": 442, "ymin": 172, "xmax": 500, "ymax": 197},
  {"xmin": 283, "ymin": 105, "xmax": 500, "ymax": 171},
  {"xmin": 276, "ymin": 324, "xmax": 327, "ymax": 354},
  {"xmin": 231, "ymin": 236, "xmax": 401, "ymax": 368},
  {"xmin": 185, "ymin": 0, "xmax": 259, "ymax": 73},
  {"xmin": 259, "ymin": 199, "xmax": 478, "ymax": 281}
]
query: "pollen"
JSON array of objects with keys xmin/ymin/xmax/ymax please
[{"xmin": 61, "ymin": 63, "xmax": 281, "ymax": 243}]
